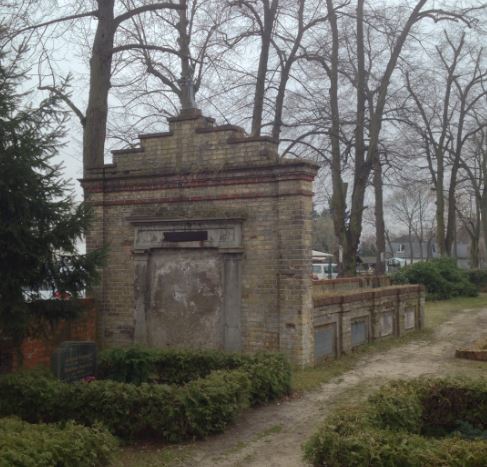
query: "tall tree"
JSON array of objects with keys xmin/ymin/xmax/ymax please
[
  {"xmin": 323, "ymin": 0, "xmax": 476, "ymax": 275},
  {"xmin": 14, "ymin": 0, "xmax": 185, "ymax": 174},
  {"xmin": 404, "ymin": 30, "xmax": 487, "ymax": 256},
  {"xmin": 0, "ymin": 43, "xmax": 103, "ymax": 354}
]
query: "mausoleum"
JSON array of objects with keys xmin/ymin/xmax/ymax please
[
  {"xmin": 82, "ymin": 100, "xmax": 425, "ymax": 367},
  {"xmin": 82, "ymin": 108, "xmax": 319, "ymax": 366}
]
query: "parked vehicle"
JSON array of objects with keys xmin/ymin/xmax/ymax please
[
  {"xmin": 386, "ymin": 257, "xmax": 407, "ymax": 273},
  {"xmin": 312, "ymin": 262, "xmax": 338, "ymax": 280}
]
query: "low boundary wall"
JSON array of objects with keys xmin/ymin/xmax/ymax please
[
  {"xmin": 312, "ymin": 275, "xmax": 391, "ymax": 297},
  {"xmin": 312, "ymin": 285, "xmax": 425, "ymax": 363},
  {"xmin": 0, "ymin": 299, "xmax": 96, "ymax": 373}
]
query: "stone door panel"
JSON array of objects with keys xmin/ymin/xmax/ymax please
[
  {"xmin": 351, "ymin": 318, "xmax": 369, "ymax": 347},
  {"xmin": 314, "ymin": 324, "xmax": 337, "ymax": 361},
  {"xmin": 146, "ymin": 249, "xmax": 224, "ymax": 349}
]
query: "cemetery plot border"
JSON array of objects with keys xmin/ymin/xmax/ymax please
[{"xmin": 0, "ymin": 349, "xmax": 291, "ymax": 441}]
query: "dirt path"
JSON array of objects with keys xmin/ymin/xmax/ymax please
[{"xmin": 178, "ymin": 307, "xmax": 487, "ymax": 467}]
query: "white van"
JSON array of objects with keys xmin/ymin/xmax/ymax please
[{"xmin": 312, "ymin": 262, "xmax": 338, "ymax": 280}]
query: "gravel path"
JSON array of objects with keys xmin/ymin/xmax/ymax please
[{"xmin": 179, "ymin": 306, "xmax": 487, "ymax": 467}]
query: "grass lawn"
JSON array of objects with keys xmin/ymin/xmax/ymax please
[
  {"xmin": 291, "ymin": 293, "xmax": 487, "ymax": 393},
  {"xmin": 425, "ymin": 294, "xmax": 487, "ymax": 327}
]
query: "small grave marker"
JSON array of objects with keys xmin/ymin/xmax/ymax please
[
  {"xmin": 51, "ymin": 341, "xmax": 97, "ymax": 382},
  {"xmin": 404, "ymin": 308, "xmax": 416, "ymax": 330},
  {"xmin": 381, "ymin": 311, "xmax": 394, "ymax": 337},
  {"xmin": 314, "ymin": 324, "xmax": 337, "ymax": 360},
  {"xmin": 351, "ymin": 318, "xmax": 368, "ymax": 347}
]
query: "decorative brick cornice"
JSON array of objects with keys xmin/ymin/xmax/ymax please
[
  {"xmin": 87, "ymin": 190, "xmax": 314, "ymax": 207},
  {"xmin": 195, "ymin": 124, "xmax": 244, "ymax": 134},
  {"xmin": 111, "ymin": 147, "xmax": 145, "ymax": 155},
  {"xmin": 138, "ymin": 131, "xmax": 173, "ymax": 140},
  {"xmin": 80, "ymin": 161, "xmax": 318, "ymax": 194},
  {"xmin": 228, "ymin": 135, "xmax": 277, "ymax": 145}
]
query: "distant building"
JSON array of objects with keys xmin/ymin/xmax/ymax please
[{"xmin": 389, "ymin": 236, "xmax": 474, "ymax": 269}]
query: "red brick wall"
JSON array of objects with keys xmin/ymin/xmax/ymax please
[{"xmin": 2, "ymin": 299, "xmax": 96, "ymax": 372}]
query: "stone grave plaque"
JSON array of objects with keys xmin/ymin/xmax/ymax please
[
  {"xmin": 404, "ymin": 308, "xmax": 416, "ymax": 330},
  {"xmin": 51, "ymin": 341, "xmax": 97, "ymax": 382},
  {"xmin": 314, "ymin": 324, "xmax": 337, "ymax": 360},
  {"xmin": 381, "ymin": 311, "xmax": 394, "ymax": 337},
  {"xmin": 351, "ymin": 318, "xmax": 368, "ymax": 347}
]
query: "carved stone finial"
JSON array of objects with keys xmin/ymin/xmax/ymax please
[{"xmin": 178, "ymin": 68, "xmax": 197, "ymax": 111}]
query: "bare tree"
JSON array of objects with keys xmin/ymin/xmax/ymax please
[
  {"xmin": 404, "ymin": 30, "xmax": 487, "ymax": 257},
  {"xmin": 459, "ymin": 124, "xmax": 487, "ymax": 267},
  {"xmin": 13, "ymin": 0, "xmax": 185, "ymax": 174},
  {"xmin": 387, "ymin": 182, "xmax": 436, "ymax": 263},
  {"xmin": 110, "ymin": 0, "xmax": 223, "ymax": 122},
  {"xmin": 218, "ymin": 0, "xmax": 327, "ymax": 139},
  {"xmin": 322, "ymin": 0, "xmax": 475, "ymax": 275}
]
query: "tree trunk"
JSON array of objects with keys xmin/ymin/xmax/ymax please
[
  {"xmin": 373, "ymin": 152, "xmax": 385, "ymax": 275},
  {"xmin": 272, "ymin": 65, "xmax": 291, "ymax": 142},
  {"xmin": 251, "ymin": 0, "xmax": 277, "ymax": 136},
  {"xmin": 272, "ymin": 1, "xmax": 304, "ymax": 142},
  {"xmin": 470, "ymin": 232, "xmax": 480, "ymax": 269},
  {"xmin": 481, "ymin": 195, "xmax": 487, "ymax": 265},
  {"xmin": 83, "ymin": 0, "xmax": 115, "ymax": 174},
  {"xmin": 445, "ymin": 195, "xmax": 457, "ymax": 257},
  {"xmin": 326, "ymin": 0, "xmax": 349, "ymax": 276},
  {"xmin": 435, "ymin": 176, "xmax": 446, "ymax": 256},
  {"xmin": 177, "ymin": 1, "xmax": 193, "ymax": 110},
  {"xmin": 408, "ymin": 227, "xmax": 414, "ymax": 264}
]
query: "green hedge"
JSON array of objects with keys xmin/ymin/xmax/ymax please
[
  {"xmin": 0, "ymin": 369, "xmax": 250, "ymax": 441},
  {"xmin": 97, "ymin": 348, "xmax": 291, "ymax": 405},
  {"xmin": 392, "ymin": 258, "xmax": 478, "ymax": 300},
  {"xmin": 0, "ymin": 417, "xmax": 117, "ymax": 467},
  {"xmin": 467, "ymin": 269, "xmax": 487, "ymax": 292},
  {"xmin": 304, "ymin": 378, "xmax": 487, "ymax": 466},
  {"xmin": 0, "ymin": 350, "xmax": 290, "ymax": 442}
]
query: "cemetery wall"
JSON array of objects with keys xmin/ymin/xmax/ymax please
[
  {"xmin": 0, "ymin": 299, "xmax": 96, "ymax": 373},
  {"xmin": 312, "ymin": 285, "xmax": 424, "ymax": 363},
  {"xmin": 312, "ymin": 275, "xmax": 391, "ymax": 298}
]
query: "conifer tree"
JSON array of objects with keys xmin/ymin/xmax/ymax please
[{"xmin": 0, "ymin": 45, "xmax": 103, "ymax": 351}]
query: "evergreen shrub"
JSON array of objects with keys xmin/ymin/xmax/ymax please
[
  {"xmin": 97, "ymin": 348, "xmax": 291, "ymax": 405},
  {"xmin": 392, "ymin": 258, "xmax": 478, "ymax": 300},
  {"xmin": 467, "ymin": 269, "xmax": 487, "ymax": 292},
  {"xmin": 304, "ymin": 378, "xmax": 487, "ymax": 466},
  {"xmin": 0, "ymin": 350, "xmax": 290, "ymax": 441},
  {"xmin": 0, "ymin": 369, "xmax": 250, "ymax": 441},
  {"xmin": 0, "ymin": 416, "xmax": 116, "ymax": 467}
]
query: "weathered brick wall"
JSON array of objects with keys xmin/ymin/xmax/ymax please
[
  {"xmin": 82, "ymin": 111, "xmax": 318, "ymax": 366},
  {"xmin": 312, "ymin": 275, "xmax": 391, "ymax": 298},
  {"xmin": 313, "ymin": 285, "xmax": 425, "ymax": 363},
  {"xmin": 0, "ymin": 299, "xmax": 96, "ymax": 372}
]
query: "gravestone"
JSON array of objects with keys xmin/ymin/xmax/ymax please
[
  {"xmin": 314, "ymin": 324, "xmax": 337, "ymax": 360},
  {"xmin": 351, "ymin": 318, "xmax": 369, "ymax": 347},
  {"xmin": 380, "ymin": 311, "xmax": 394, "ymax": 337},
  {"xmin": 51, "ymin": 341, "xmax": 97, "ymax": 382},
  {"xmin": 404, "ymin": 308, "xmax": 416, "ymax": 330}
]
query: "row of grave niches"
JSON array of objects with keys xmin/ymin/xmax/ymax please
[{"xmin": 314, "ymin": 307, "xmax": 418, "ymax": 362}]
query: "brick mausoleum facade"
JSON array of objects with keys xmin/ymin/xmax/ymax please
[
  {"xmin": 82, "ymin": 110, "xmax": 319, "ymax": 366},
  {"xmin": 81, "ymin": 109, "xmax": 425, "ymax": 367}
]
